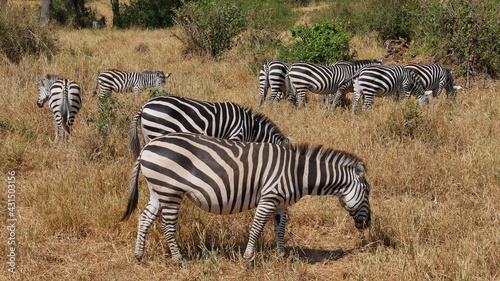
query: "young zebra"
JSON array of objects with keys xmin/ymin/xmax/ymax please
[
  {"xmin": 93, "ymin": 69, "xmax": 171, "ymax": 98},
  {"xmin": 404, "ymin": 63, "xmax": 462, "ymax": 102},
  {"xmin": 121, "ymin": 132, "xmax": 371, "ymax": 265},
  {"xmin": 130, "ymin": 94, "xmax": 289, "ymax": 158},
  {"xmin": 348, "ymin": 65, "xmax": 431, "ymax": 114},
  {"xmin": 258, "ymin": 60, "xmax": 292, "ymax": 105},
  {"xmin": 287, "ymin": 60, "xmax": 381, "ymax": 108},
  {"xmin": 36, "ymin": 75, "xmax": 82, "ymax": 141}
]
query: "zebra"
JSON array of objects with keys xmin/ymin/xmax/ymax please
[
  {"xmin": 130, "ymin": 94, "xmax": 289, "ymax": 158},
  {"xmin": 258, "ymin": 60, "xmax": 292, "ymax": 106},
  {"xmin": 121, "ymin": 132, "xmax": 371, "ymax": 265},
  {"xmin": 92, "ymin": 16, "xmax": 106, "ymax": 29},
  {"xmin": 36, "ymin": 75, "xmax": 82, "ymax": 141},
  {"xmin": 404, "ymin": 63, "xmax": 461, "ymax": 102},
  {"xmin": 286, "ymin": 60, "xmax": 381, "ymax": 109},
  {"xmin": 93, "ymin": 69, "xmax": 171, "ymax": 98},
  {"xmin": 346, "ymin": 65, "xmax": 431, "ymax": 114}
]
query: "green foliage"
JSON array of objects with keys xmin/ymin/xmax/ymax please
[
  {"xmin": 50, "ymin": 0, "xmax": 96, "ymax": 28},
  {"xmin": 0, "ymin": 8, "xmax": 58, "ymax": 63},
  {"xmin": 113, "ymin": 0, "xmax": 182, "ymax": 29},
  {"xmin": 413, "ymin": 0, "xmax": 499, "ymax": 78},
  {"xmin": 173, "ymin": 0, "xmax": 246, "ymax": 59},
  {"xmin": 279, "ymin": 21, "xmax": 355, "ymax": 64},
  {"xmin": 148, "ymin": 89, "xmax": 169, "ymax": 98}
]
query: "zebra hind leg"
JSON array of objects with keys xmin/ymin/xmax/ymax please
[
  {"xmin": 160, "ymin": 204, "xmax": 184, "ymax": 266},
  {"xmin": 134, "ymin": 200, "xmax": 161, "ymax": 263},
  {"xmin": 274, "ymin": 208, "xmax": 288, "ymax": 257}
]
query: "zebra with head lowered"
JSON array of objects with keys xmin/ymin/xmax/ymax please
[
  {"xmin": 346, "ymin": 65, "xmax": 431, "ymax": 114},
  {"xmin": 93, "ymin": 69, "xmax": 171, "ymax": 98},
  {"xmin": 121, "ymin": 132, "xmax": 371, "ymax": 265},
  {"xmin": 36, "ymin": 75, "xmax": 82, "ymax": 141},
  {"xmin": 286, "ymin": 60, "xmax": 381, "ymax": 109},
  {"xmin": 258, "ymin": 60, "xmax": 292, "ymax": 106},
  {"xmin": 130, "ymin": 94, "xmax": 289, "ymax": 158},
  {"xmin": 404, "ymin": 63, "xmax": 461, "ymax": 102}
]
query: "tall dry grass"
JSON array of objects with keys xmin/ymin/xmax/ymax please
[{"xmin": 1, "ymin": 5, "xmax": 499, "ymax": 281}]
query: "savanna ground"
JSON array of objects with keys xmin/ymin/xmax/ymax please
[{"xmin": 1, "ymin": 2, "xmax": 499, "ymax": 281}]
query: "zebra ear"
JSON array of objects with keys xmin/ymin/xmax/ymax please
[
  {"xmin": 454, "ymin": 85, "xmax": 462, "ymax": 90},
  {"xmin": 355, "ymin": 162, "xmax": 366, "ymax": 177}
]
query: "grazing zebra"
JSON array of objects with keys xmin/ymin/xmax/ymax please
[
  {"xmin": 287, "ymin": 60, "xmax": 381, "ymax": 108},
  {"xmin": 36, "ymin": 75, "xmax": 82, "ymax": 141},
  {"xmin": 121, "ymin": 132, "xmax": 371, "ymax": 265},
  {"xmin": 93, "ymin": 69, "xmax": 171, "ymax": 98},
  {"xmin": 346, "ymin": 65, "xmax": 431, "ymax": 114},
  {"xmin": 404, "ymin": 63, "xmax": 461, "ymax": 101},
  {"xmin": 130, "ymin": 94, "xmax": 289, "ymax": 158},
  {"xmin": 258, "ymin": 60, "xmax": 292, "ymax": 105}
]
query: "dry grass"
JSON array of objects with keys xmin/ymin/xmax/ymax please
[{"xmin": 1, "ymin": 3, "xmax": 499, "ymax": 281}]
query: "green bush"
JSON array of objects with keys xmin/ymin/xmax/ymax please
[
  {"xmin": 278, "ymin": 21, "xmax": 355, "ymax": 64},
  {"xmin": 173, "ymin": 0, "xmax": 246, "ymax": 59},
  {"xmin": 51, "ymin": 0, "xmax": 96, "ymax": 28},
  {"xmin": 113, "ymin": 0, "xmax": 182, "ymax": 29},
  {"xmin": 413, "ymin": 0, "xmax": 499, "ymax": 78},
  {"xmin": 0, "ymin": 8, "xmax": 58, "ymax": 63}
]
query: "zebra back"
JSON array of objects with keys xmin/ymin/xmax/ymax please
[
  {"xmin": 130, "ymin": 95, "xmax": 288, "ymax": 158},
  {"xmin": 94, "ymin": 69, "xmax": 171, "ymax": 97},
  {"xmin": 404, "ymin": 63, "xmax": 461, "ymax": 99}
]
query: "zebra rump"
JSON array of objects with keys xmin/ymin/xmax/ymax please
[
  {"xmin": 258, "ymin": 60, "xmax": 292, "ymax": 105},
  {"xmin": 130, "ymin": 94, "xmax": 289, "ymax": 158},
  {"xmin": 121, "ymin": 132, "xmax": 371, "ymax": 265}
]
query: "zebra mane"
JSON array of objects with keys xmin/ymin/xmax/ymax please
[
  {"xmin": 247, "ymin": 108, "xmax": 284, "ymax": 135},
  {"xmin": 293, "ymin": 144, "xmax": 364, "ymax": 168}
]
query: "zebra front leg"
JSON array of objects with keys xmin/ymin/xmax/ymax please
[
  {"xmin": 243, "ymin": 200, "xmax": 277, "ymax": 260},
  {"xmin": 274, "ymin": 208, "xmax": 287, "ymax": 257},
  {"xmin": 134, "ymin": 200, "xmax": 161, "ymax": 263},
  {"xmin": 160, "ymin": 204, "xmax": 184, "ymax": 266}
]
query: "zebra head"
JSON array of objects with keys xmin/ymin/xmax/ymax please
[
  {"xmin": 445, "ymin": 70, "xmax": 462, "ymax": 99},
  {"xmin": 36, "ymin": 75, "xmax": 59, "ymax": 108},
  {"xmin": 338, "ymin": 161, "xmax": 371, "ymax": 229},
  {"xmin": 154, "ymin": 71, "xmax": 171, "ymax": 90}
]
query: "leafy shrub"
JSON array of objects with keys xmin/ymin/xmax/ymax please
[
  {"xmin": 413, "ymin": 0, "xmax": 499, "ymax": 78},
  {"xmin": 173, "ymin": 0, "xmax": 246, "ymax": 59},
  {"xmin": 51, "ymin": 0, "xmax": 96, "ymax": 28},
  {"xmin": 279, "ymin": 21, "xmax": 355, "ymax": 64},
  {"xmin": 0, "ymin": 8, "xmax": 58, "ymax": 63},
  {"xmin": 113, "ymin": 0, "xmax": 182, "ymax": 29}
]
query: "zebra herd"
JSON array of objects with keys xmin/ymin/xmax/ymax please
[
  {"xmin": 259, "ymin": 61, "xmax": 461, "ymax": 113},
  {"xmin": 35, "ymin": 60, "xmax": 459, "ymax": 266}
]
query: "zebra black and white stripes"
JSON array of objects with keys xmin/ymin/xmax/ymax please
[
  {"xmin": 93, "ymin": 69, "xmax": 171, "ymax": 98},
  {"xmin": 287, "ymin": 60, "xmax": 381, "ymax": 108},
  {"xmin": 130, "ymin": 94, "xmax": 289, "ymax": 158},
  {"xmin": 121, "ymin": 132, "xmax": 371, "ymax": 265},
  {"xmin": 258, "ymin": 61, "xmax": 292, "ymax": 105},
  {"xmin": 404, "ymin": 63, "xmax": 461, "ymax": 101},
  {"xmin": 347, "ymin": 65, "xmax": 430, "ymax": 114},
  {"xmin": 37, "ymin": 75, "xmax": 82, "ymax": 141}
]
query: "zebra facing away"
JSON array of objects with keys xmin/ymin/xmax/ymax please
[
  {"xmin": 404, "ymin": 63, "xmax": 462, "ymax": 102},
  {"xmin": 258, "ymin": 60, "xmax": 292, "ymax": 106},
  {"xmin": 286, "ymin": 60, "xmax": 381, "ymax": 109},
  {"xmin": 93, "ymin": 69, "xmax": 171, "ymax": 98},
  {"xmin": 121, "ymin": 132, "xmax": 371, "ymax": 265},
  {"xmin": 36, "ymin": 75, "xmax": 82, "ymax": 141},
  {"xmin": 347, "ymin": 65, "xmax": 431, "ymax": 114},
  {"xmin": 130, "ymin": 94, "xmax": 289, "ymax": 158}
]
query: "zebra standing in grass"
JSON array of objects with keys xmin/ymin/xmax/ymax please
[
  {"xmin": 404, "ymin": 63, "xmax": 461, "ymax": 102},
  {"xmin": 121, "ymin": 132, "xmax": 371, "ymax": 265},
  {"xmin": 346, "ymin": 65, "xmax": 431, "ymax": 114},
  {"xmin": 37, "ymin": 75, "xmax": 82, "ymax": 141},
  {"xmin": 130, "ymin": 94, "xmax": 289, "ymax": 158},
  {"xmin": 93, "ymin": 69, "xmax": 171, "ymax": 98},
  {"xmin": 258, "ymin": 60, "xmax": 292, "ymax": 105},
  {"xmin": 286, "ymin": 60, "xmax": 381, "ymax": 108}
]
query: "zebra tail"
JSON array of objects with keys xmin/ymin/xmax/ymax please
[
  {"xmin": 93, "ymin": 76, "xmax": 99, "ymax": 96},
  {"xmin": 284, "ymin": 74, "xmax": 296, "ymax": 101},
  {"xmin": 121, "ymin": 157, "xmax": 141, "ymax": 221},
  {"xmin": 61, "ymin": 88, "xmax": 71, "ymax": 135},
  {"xmin": 130, "ymin": 108, "xmax": 143, "ymax": 158}
]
